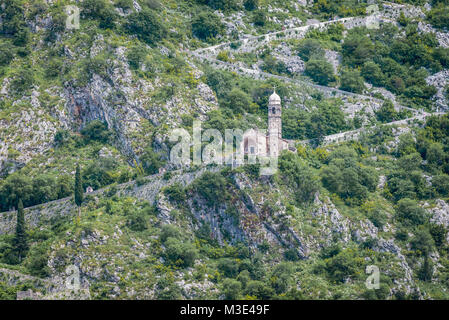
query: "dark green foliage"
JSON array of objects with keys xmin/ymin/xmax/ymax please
[
  {"xmin": 0, "ymin": 41, "xmax": 15, "ymax": 66},
  {"xmin": 75, "ymin": 164, "xmax": 83, "ymax": 208},
  {"xmin": 221, "ymin": 278, "xmax": 242, "ymax": 300},
  {"xmin": 253, "ymin": 10, "xmax": 267, "ymax": 27},
  {"xmin": 126, "ymin": 212, "xmax": 148, "ymax": 232},
  {"xmin": 125, "ymin": 8, "xmax": 165, "ymax": 45},
  {"xmin": 127, "ymin": 45, "xmax": 148, "ymax": 70},
  {"xmin": 342, "ymin": 31, "xmax": 374, "ymax": 67},
  {"xmin": 82, "ymin": 157, "xmax": 121, "ymax": 191},
  {"xmin": 297, "ymin": 39, "xmax": 325, "ymax": 62},
  {"xmin": 324, "ymin": 248, "xmax": 364, "ymax": 283},
  {"xmin": 164, "ymin": 183, "xmax": 186, "ymax": 203},
  {"xmin": 321, "ymin": 147, "xmax": 378, "ymax": 206},
  {"xmin": 140, "ymin": 147, "xmax": 164, "ymax": 175},
  {"xmin": 192, "ymin": 12, "xmax": 224, "ymax": 41},
  {"xmin": 427, "ymin": 4, "xmax": 449, "ymax": 30},
  {"xmin": 0, "ymin": 0, "xmax": 30, "ymax": 46},
  {"xmin": 81, "ymin": 121, "xmax": 111, "ymax": 144},
  {"xmin": 340, "ymin": 69, "xmax": 365, "ymax": 93},
  {"xmin": 429, "ymin": 224, "xmax": 447, "ymax": 248},
  {"xmin": 218, "ymin": 258, "xmax": 239, "ymax": 278},
  {"xmin": 164, "ymin": 237, "xmax": 198, "ymax": 268},
  {"xmin": 361, "ymin": 61, "xmax": 385, "ymax": 87},
  {"xmin": 222, "ymin": 88, "xmax": 253, "ymax": 114},
  {"xmin": 418, "ymin": 255, "xmax": 433, "ymax": 282},
  {"xmin": 192, "ymin": 172, "xmax": 230, "ymax": 207},
  {"xmin": 13, "ymin": 199, "xmax": 27, "ymax": 262},
  {"xmin": 432, "ymin": 175, "xmax": 449, "ymax": 196},
  {"xmin": 25, "ymin": 245, "xmax": 50, "ymax": 277},
  {"xmin": 82, "ymin": 0, "xmax": 118, "ymax": 29},
  {"xmin": 375, "ymin": 100, "xmax": 399, "ymax": 123},
  {"xmin": 10, "ymin": 67, "xmax": 34, "ymax": 95},
  {"xmin": 260, "ymin": 55, "xmax": 289, "ymax": 75},
  {"xmin": 243, "ymin": 0, "xmax": 258, "ymax": 11},
  {"xmin": 160, "ymin": 225, "xmax": 182, "ymax": 243},
  {"xmin": 305, "ymin": 59, "xmax": 336, "ymax": 86},
  {"xmin": 411, "ymin": 228, "xmax": 435, "ymax": 255},
  {"xmin": 279, "ymin": 153, "xmax": 320, "ymax": 203},
  {"xmin": 395, "ymin": 199, "xmax": 428, "ymax": 226}
]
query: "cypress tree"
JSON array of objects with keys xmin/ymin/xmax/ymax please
[
  {"xmin": 75, "ymin": 164, "xmax": 83, "ymax": 218},
  {"xmin": 14, "ymin": 199, "xmax": 28, "ymax": 262}
]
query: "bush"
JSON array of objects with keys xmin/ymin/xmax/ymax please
[
  {"xmin": 126, "ymin": 213, "xmax": 147, "ymax": 231},
  {"xmin": 125, "ymin": 8, "xmax": 165, "ymax": 45},
  {"xmin": 192, "ymin": 172, "xmax": 230, "ymax": 207},
  {"xmin": 305, "ymin": 59, "xmax": 336, "ymax": 86},
  {"xmin": 164, "ymin": 183, "xmax": 186, "ymax": 203},
  {"xmin": 427, "ymin": 5, "xmax": 449, "ymax": 30},
  {"xmin": 253, "ymin": 10, "xmax": 267, "ymax": 27},
  {"xmin": 160, "ymin": 225, "xmax": 182, "ymax": 243},
  {"xmin": 218, "ymin": 258, "xmax": 239, "ymax": 278},
  {"xmin": 432, "ymin": 175, "xmax": 449, "ymax": 196},
  {"xmin": 81, "ymin": 120, "xmax": 111, "ymax": 143},
  {"xmin": 82, "ymin": 0, "xmax": 118, "ymax": 29},
  {"xmin": 164, "ymin": 238, "xmax": 198, "ymax": 268},
  {"xmin": 340, "ymin": 69, "xmax": 365, "ymax": 94},
  {"xmin": 222, "ymin": 279, "xmax": 242, "ymax": 300},
  {"xmin": 297, "ymin": 39, "xmax": 325, "ymax": 62},
  {"xmin": 243, "ymin": 0, "xmax": 258, "ymax": 11},
  {"xmin": 395, "ymin": 198, "xmax": 428, "ymax": 226},
  {"xmin": 127, "ymin": 45, "xmax": 147, "ymax": 70},
  {"xmin": 375, "ymin": 100, "xmax": 399, "ymax": 123},
  {"xmin": 192, "ymin": 12, "xmax": 224, "ymax": 41},
  {"xmin": 0, "ymin": 42, "xmax": 14, "ymax": 66}
]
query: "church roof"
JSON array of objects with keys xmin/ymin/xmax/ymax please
[{"xmin": 269, "ymin": 91, "xmax": 281, "ymax": 104}]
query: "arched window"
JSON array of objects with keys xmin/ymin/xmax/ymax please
[{"xmin": 272, "ymin": 107, "xmax": 276, "ymax": 114}]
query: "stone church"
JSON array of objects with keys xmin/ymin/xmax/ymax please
[{"xmin": 242, "ymin": 91, "xmax": 295, "ymax": 158}]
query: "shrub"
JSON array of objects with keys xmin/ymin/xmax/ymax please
[
  {"xmin": 297, "ymin": 39, "xmax": 325, "ymax": 62},
  {"xmin": 395, "ymin": 198, "xmax": 428, "ymax": 226},
  {"xmin": 305, "ymin": 59, "xmax": 336, "ymax": 86},
  {"xmin": 81, "ymin": 120, "xmax": 111, "ymax": 143},
  {"xmin": 82, "ymin": 0, "xmax": 118, "ymax": 29},
  {"xmin": 340, "ymin": 69, "xmax": 366, "ymax": 94},
  {"xmin": 253, "ymin": 10, "xmax": 267, "ymax": 27},
  {"xmin": 218, "ymin": 258, "xmax": 239, "ymax": 278},
  {"xmin": 222, "ymin": 279, "xmax": 242, "ymax": 300},
  {"xmin": 243, "ymin": 0, "xmax": 258, "ymax": 11},
  {"xmin": 160, "ymin": 225, "xmax": 182, "ymax": 243},
  {"xmin": 192, "ymin": 12, "xmax": 224, "ymax": 41},
  {"xmin": 164, "ymin": 237, "xmax": 198, "ymax": 268},
  {"xmin": 125, "ymin": 8, "xmax": 165, "ymax": 45},
  {"xmin": 126, "ymin": 213, "xmax": 148, "ymax": 231},
  {"xmin": 432, "ymin": 175, "xmax": 449, "ymax": 196}
]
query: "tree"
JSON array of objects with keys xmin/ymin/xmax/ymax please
[
  {"xmin": 243, "ymin": 0, "xmax": 258, "ymax": 11},
  {"xmin": 125, "ymin": 8, "xmax": 165, "ymax": 45},
  {"xmin": 75, "ymin": 164, "xmax": 83, "ymax": 219},
  {"xmin": 305, "ymin": 59, "xmax": 336, "ymax": 86},
  {"xmin": 376, "ymin": 100, "xmax": 398, "ymax": 123},
  {"xmin": 361, "ymin": 61, "xmax": 385, "ymax": 87},
  {"xmin": 222, "ymin": 279, "xmax": 242, "ymax": 300},
  {"xmin": 298, "ymin": 39, "xmax": 325, "ymax": 62},
  {"xmin": 192, "ymin": 12, "xmax": 224, "ymax": 41},
  {"xmin": 14, "ymin": 199, "xmax": 28, "ymax": 262},
  {"xmin": 223, "ymin": 88, "xmax": 253, "ymax": 114},
  {"xmin": 396, "ymin": 198, "xmax": 428, "ymax": 226},
  {"xmin": 418, "ymin": 255, "xmax": 433, "ymax": 281},
  {"xmin": 340, "ymin": 69, "xmax": 365, "ymax": 94}
]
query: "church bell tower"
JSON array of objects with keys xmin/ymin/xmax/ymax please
[{"xmin": 268, "ymin": 90, "xmax": 282, "ymax": 157}]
